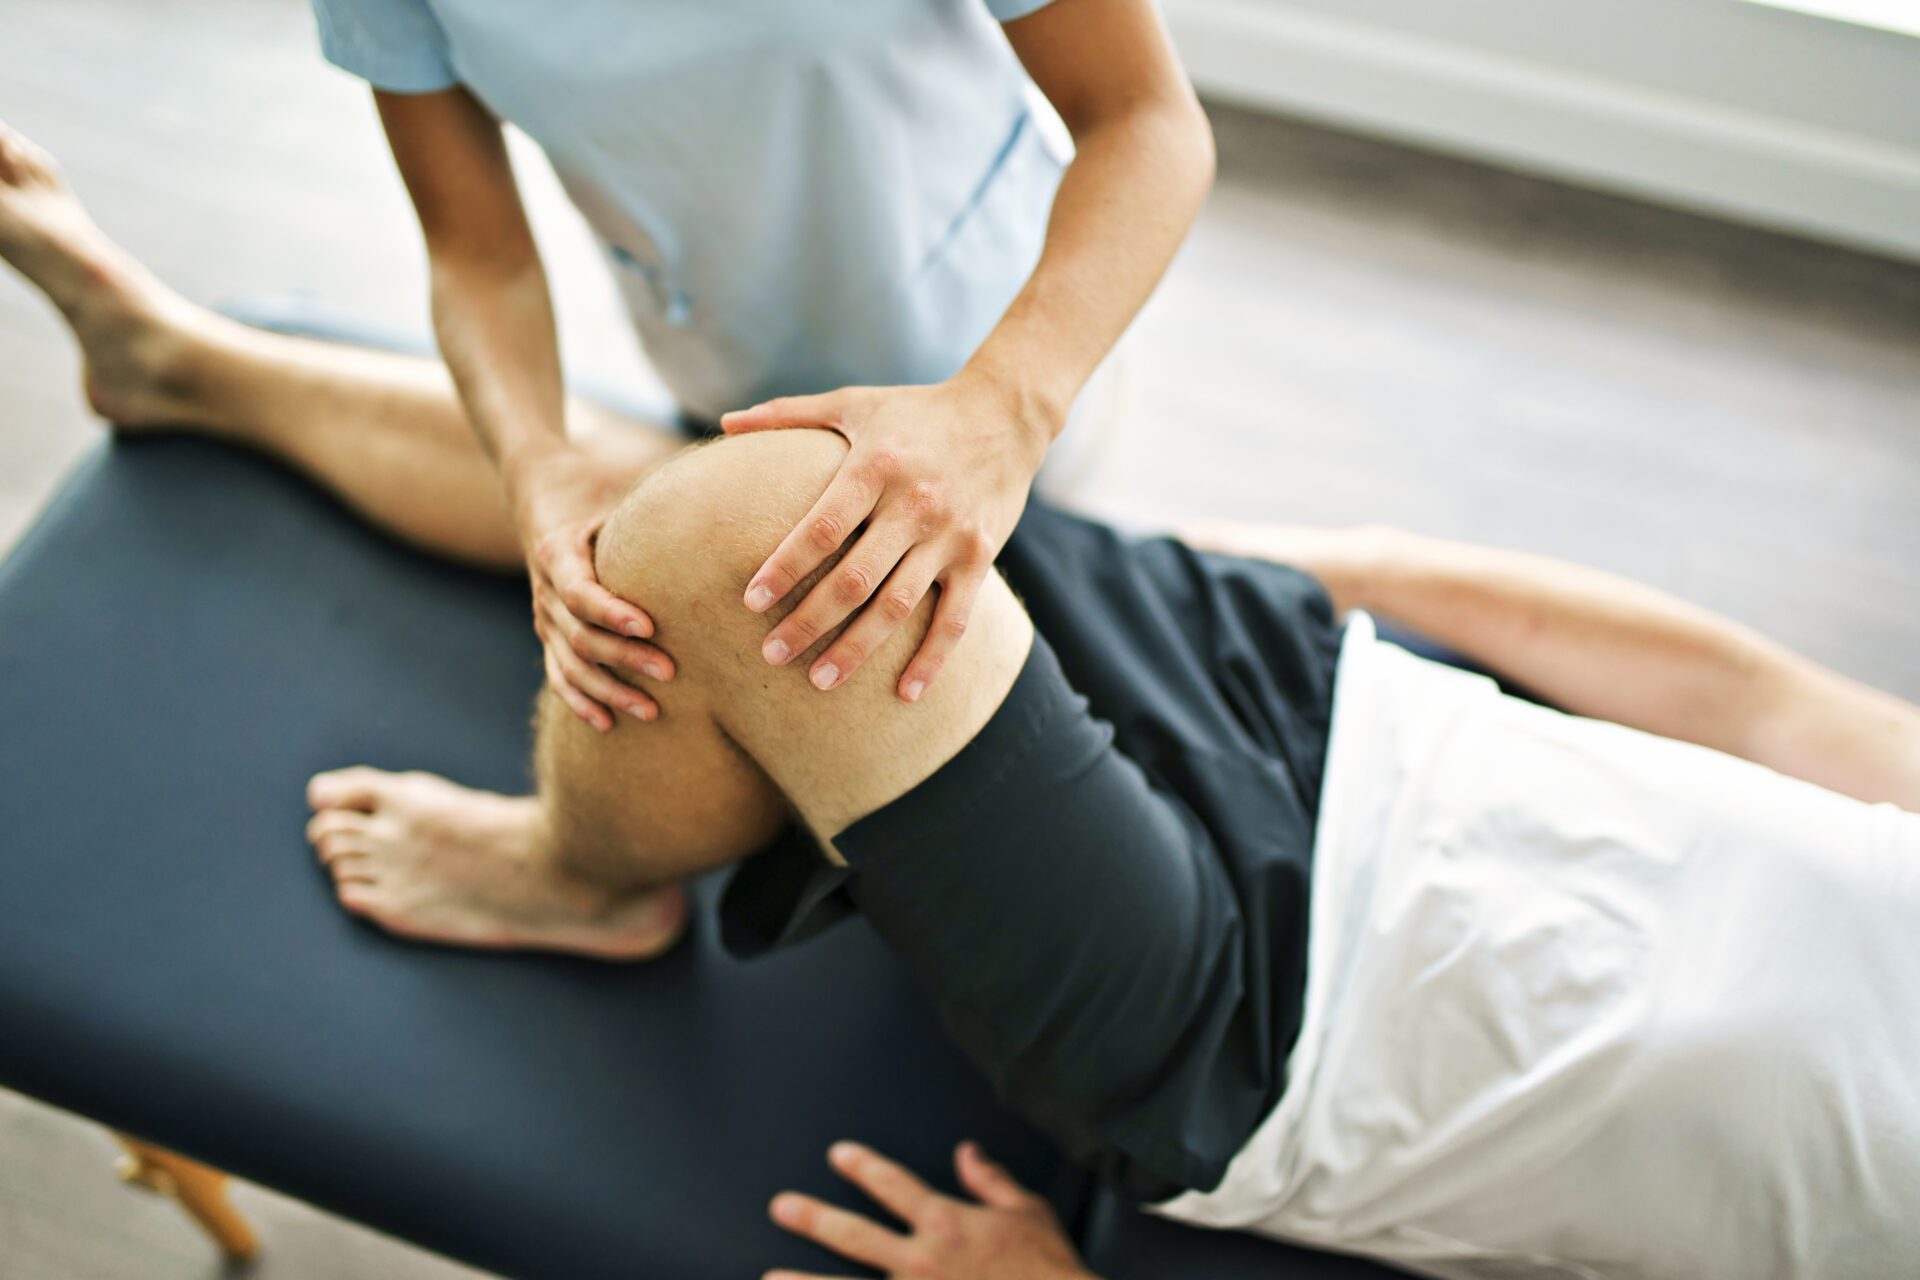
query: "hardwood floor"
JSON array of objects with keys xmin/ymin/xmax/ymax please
[{"xmin": 2, "ymin": 1, "xmax": 1916, "ymax": 1276}]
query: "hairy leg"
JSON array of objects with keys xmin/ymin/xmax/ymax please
[
  {"xmin": 0, "ymin": 119, "xmax": 675, "ymax": 569},
  {"xmin": 304, "ymin": 676, "xmax": 789, "ymax": 957},
  {"xmin": 301, "ymin": 429, "xmax": 1026, "ymax": 956},
  {"xmin": 1183, "ymin": 519, "xmax": 1920, "ymax": 812}
]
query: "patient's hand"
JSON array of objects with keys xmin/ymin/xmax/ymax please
[
  {"xmin": 514, "ymin": 447, "xmax": 675, "ymax": 730},
  {"xmin": 767, "ymin": 1140, "xmax": 1098, "ymax": 1280}
]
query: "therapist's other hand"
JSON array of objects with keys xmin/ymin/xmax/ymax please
[
  {"xmin": 721, "ymin": 376, "xmax": 1047, "ymax": 700},
  {"xmin": 767, "ymin": 1140, "xmax": 1097, "ymax": 1280},
  {"xmin": 513, "ymin": 446, "xmax": 673, "ymax": 730}
]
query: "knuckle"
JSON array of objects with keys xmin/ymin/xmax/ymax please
[
  {"xmin": 878, "ymin": 587, "xmax": 916, "ymax": 623},
  {"xmin": 807, "ymin": 512, "xmax": 847, "ymax": 552},
  {"xmin": 862, "ymin": 447, "xmax": 903, "ymax": 483},
  {"xmin": 568, "ymin": 633, "xmax": 599, "ymax": 664},
  {"xmin": 783, "ymin": 614, "xmax": 821, "ymax": 647},
  {"xmin": 958, "ymin": 529, "xmax": 993, "ymax": 562},
  {"xmin": 905, "ymin": 479, "xmax": 945, "ymax": 520},
  {"xmin": 832, "ymin": 563, "xmax": 876, "ymax": 604},
  {"xmin": 939, "ymin": 613, "xmax": 969, "ymax": 642}
]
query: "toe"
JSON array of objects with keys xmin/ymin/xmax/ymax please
[
  {"xmin": 314, "ymin": 832, "xmax": 371, "ymax": 867},
  {"xmin": 335, "ymin": 881, "xmax": 381, "ymax": 915},
  {"xmin": 305, "ymin": 807, "xmax": 370, "ymax": 847},
  {"xmin": 328, "ymin": 856, "xmax": 374, "ymax": 886},
  {"xmin": 307, "ymin": 766, "xmax": 388, "ymax": 813}
]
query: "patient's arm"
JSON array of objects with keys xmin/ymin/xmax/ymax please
[{"xmin": 1182, "ymin": 521, "xmax": 1920, "ymax": 811}]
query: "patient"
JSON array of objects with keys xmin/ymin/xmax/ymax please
[{"xmin": 7, "ymin": 123, "xmax": 1920, "ymax": 1280}]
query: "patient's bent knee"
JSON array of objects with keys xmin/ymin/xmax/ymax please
[{"xmin": 594, "ymin": 429, "xmax": 851, "ymax": 648}]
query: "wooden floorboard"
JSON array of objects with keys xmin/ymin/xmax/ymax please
[{"xmin": 2, "ymin": 1, "xmax": 1916, "ymax": 1276}]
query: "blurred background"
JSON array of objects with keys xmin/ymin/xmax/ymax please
[{"xmin": 2, "ymin": 0, "xmax": 1916, "ymax": 1275}]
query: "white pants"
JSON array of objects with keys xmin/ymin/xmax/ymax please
[{"xmin": 1159, "ymin": 614, "xmax": 1920, "ymax": 1279}]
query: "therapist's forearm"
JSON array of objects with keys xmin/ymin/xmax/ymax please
[
  {"xmin": 961, "ymin": 97, "xmax": 1214, "ymax": 446},
  {"xmin": 427, "ymin": 248, "xmax": 570, "ymax": 505}
]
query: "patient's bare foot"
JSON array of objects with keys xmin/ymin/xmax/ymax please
[
  {"xmin": 0, "ymin": 120, "xmax": 206, "ymax": 425},
  {"xmin": 305, "ymin": 766, "xmax": 688, "ymax": 961}
]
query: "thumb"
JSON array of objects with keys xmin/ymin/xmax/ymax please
[
  {"xmin": 719, "ymin": 390, "xmax": 847, "ymax": 435},
  {"xmin": 955, "ymin": 1142, "xmax": 1032, "ymax": 1211}
]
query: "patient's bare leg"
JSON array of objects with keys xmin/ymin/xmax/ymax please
[
  {"xmin": 304, "ymin": 678, "xmax": 789, "ymax": 957},
  {"xmin": 0, "ymin": 119, "xmax": 674, "ymax": 569},
  {"xmin": 305, "ymin": 429, "xmax": 1031, "ymax": 956}
]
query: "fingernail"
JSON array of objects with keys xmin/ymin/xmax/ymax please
[
  {"xmin": 643, "ymin": 662, "xmax": 667, "ymax": 680},
  {"xmin": 745, "ymin": 584, "xmax": 775, "ymax": 612},
  {"xmin": 628, "ymin": 702, "xmax": 653, "ymax": 721},
  {"xmin": 770, "ymin": 1194, "xmax": 801, "ymax": 1225},
  {"xmin": 829, "ymin": 1141, "xmax": 860, "ymax": 1165},
  {"xmin": 624, "ymin": 619, "xmax": 649, "ymax": 639},
  {"xmin": 763, "ymin": 637, "xmax": 791, "ymax": 665},
  {"xmin": 811, "ymin": 663, "xmax": 839, "ymax": 691},
  {"xmin": 902, "ymin": 679, "xmax": 926, "ymax": 703}
]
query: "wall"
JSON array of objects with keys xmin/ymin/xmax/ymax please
[{"xmin": 1165, "ymin": 0, "xmax": 1920, "ymax": 261}]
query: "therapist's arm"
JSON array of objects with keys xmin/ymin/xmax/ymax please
[
  {"xmin": 376, "ymin": 88, "xmax": 671, "ymax": 729},
  {"xmin": 722, "ymin": 0, "xmax": 1213, "ymax": 701}
]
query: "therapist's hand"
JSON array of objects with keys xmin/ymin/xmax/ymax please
[
  {"xmin": 720, "ymin": 376, "xmax": 1048, "ymax": 700},
  {"xmin": 512, "ymin": 446, "xmax": 674, "ymax": 730},
  {"xmin": 767, "ymin": 1140, "xmax": 1097, "ymax": 1280}
]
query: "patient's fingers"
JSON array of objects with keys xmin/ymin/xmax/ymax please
[
  {"xmin": 828, "ymin": 1141, "xmax": 935, "ymax": 1223},
  {"xmin": 768, "ymin": 1192, "xmax": 910, "ymax": 1272},
  {"xmin": 954, "ymin": 1141, "xmax": 1035, "ymax": 1212}
]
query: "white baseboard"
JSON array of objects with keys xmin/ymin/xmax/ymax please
[{"xmin": 1166, "ymin": 0, "xmax": 1920, "ymax": 263}]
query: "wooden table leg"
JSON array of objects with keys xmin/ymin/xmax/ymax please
[{"xmin": 113, "ymin": 1133, "xmax": 261, "ymax": 1264}]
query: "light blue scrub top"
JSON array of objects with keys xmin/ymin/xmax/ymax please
[{"xmin": 310, "ymin": 0, "xmax": 1066, "ymax": 420}]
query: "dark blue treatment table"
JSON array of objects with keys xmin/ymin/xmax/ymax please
[{"xmin": 0, "ymin": 426, "xmax": 1410, "ymax": 1279}]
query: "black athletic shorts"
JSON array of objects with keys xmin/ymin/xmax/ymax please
[{"xmin": 718, "ymin": 500, "xmax": 1342, "ymax": 1201}]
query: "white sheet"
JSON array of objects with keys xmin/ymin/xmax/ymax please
[{"xmin": 1158, "ymin": 613, "xmax": 1920, "ymax": 1279}]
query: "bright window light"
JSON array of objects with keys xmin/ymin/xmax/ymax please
[{"xmin": 1743, "ymin": 0, "xmax": 1920, "ymax": 38}]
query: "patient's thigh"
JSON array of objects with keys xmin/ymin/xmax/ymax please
[{"xmin": 534, "ymin": 682, "xmax": 788, "ymax": 889}]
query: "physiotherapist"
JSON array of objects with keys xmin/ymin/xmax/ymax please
[{"xmin": 311, "ymin": 0, "xmax": 1216, "ymax": 725}]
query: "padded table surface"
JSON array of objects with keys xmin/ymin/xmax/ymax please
[
  {"xmin": 0, "ymin": 431, "xmax": 1410, "ymax": 1279},
  {"xmin": 0, "ymin": 438, "xmax": 1074, "ymax": 1279}
]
